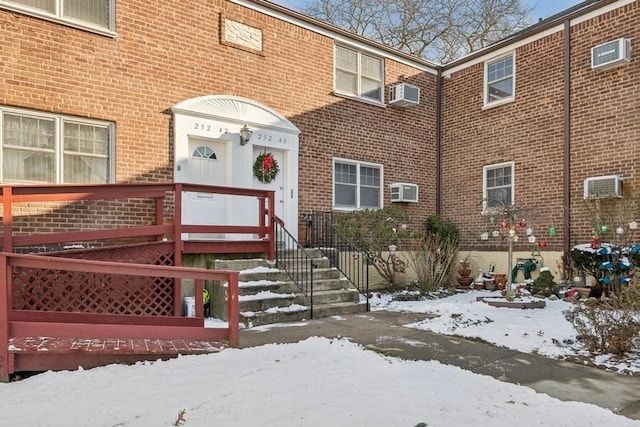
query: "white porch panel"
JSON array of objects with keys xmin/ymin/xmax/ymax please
[{"xmin": 171, "ymin": 95, "xmax": 300, "ymax": 241}]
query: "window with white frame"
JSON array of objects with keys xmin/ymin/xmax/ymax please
[
  {"xmin": 484, "ymin": 53, "xmax": 514, "ymax": 106},
  {"xmin": 333, "ymin": 159, "xmax": 382, "ymax": 210},
  {"xmin": 483, "ymin": 162, "xmax": 514, "ymax": 211},
  {"xmin": 334, "ymin": 45, "xmax": 383, "ymax": 103},
  {"xmin": 1, "ymin": 107, "xmax": 114, "ymax": 184},
  {"xmin": 1, "ymin": 0, "xmax": 114, "ymax": 32}
]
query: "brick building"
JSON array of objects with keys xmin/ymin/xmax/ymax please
[
  {"xmin": 440, "ymin": 0, "xmax": 638, "ymax": 274},
  {"xmin": 0, "ymin": 0, "xmax": 638, "ymax": 274}
]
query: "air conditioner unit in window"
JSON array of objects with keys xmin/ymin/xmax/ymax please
[
  {"xmin": 388, "ymin": 83, "xmax": 420, "ymax": 107},
  {"xmin": 584, "ymin": 175, "xmax": 623, "ymax": 199},
  {"xmin": 591, "ymin": 38, "xmax": 631, "ymax": 71},
  {"xmin": 390, "ymin": 183, "xmax": 419, "ymax": 203}
]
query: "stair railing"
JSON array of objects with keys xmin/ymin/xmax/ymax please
[
  {"xmin": 273, "ymin": 218, "xmax": 316, "ymax": 318},
  {"xmin": 305, "ymin": 211, "xmax": 371, "ymax": 311}
]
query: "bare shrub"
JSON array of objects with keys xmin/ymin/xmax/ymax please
[
  {"xmin": 566, "ymin": 284, "xmax": 640, "ymax": 355},
  {"xmin": 408, "ymin": 233, "xmax": 458, "ymax": 293}
]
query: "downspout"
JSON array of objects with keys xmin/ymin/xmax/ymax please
[
  {"xmin": 563, "ymin": 19, "xmax": 571, "ymax": 257},
  {"xmin": 435, "ymin": 68, "xmax": 442, "ymax": 216}
]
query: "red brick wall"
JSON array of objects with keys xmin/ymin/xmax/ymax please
[
  {"xmin": 440, "ymin": 1, "xmax": 639, "ymax": 250},
  {"xmin": 568, "ymin": 1, "xmax": 640, "ymax": 242},
  {"xmin": 0, "ymin": 0, "xmax": 437, "ymax": 233}
]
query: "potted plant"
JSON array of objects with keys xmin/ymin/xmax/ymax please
[{"xmin": 457, "ymin": 256, "xmax": 473, "ymax": 287}]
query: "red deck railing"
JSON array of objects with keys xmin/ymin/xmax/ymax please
[
  {"xmin": 0, "ymin": 182, "xmax": 276, "ymax": 261},
  {"xmin": 0, "ymin": 252, "xmax": 239, "ymax": 381},
  {"xmin": 0, "ymin": 182, "xmax": 276, "ymax": 381}
]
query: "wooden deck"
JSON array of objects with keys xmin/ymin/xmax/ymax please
[
  {"xmin": 0, "ymin": 182, "xmax": 277, "ymax": 381},
  {"xmin": 8, "ymin": 336, "xmax": 225, "ymax": 373}
]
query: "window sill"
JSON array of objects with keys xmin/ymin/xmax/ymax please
[
  {"xmin": 332, "ymin": 91, "xmax": 386, "ymax": 108},
  {"xmin": 482, "ymin": 97, "xmax": 515, "ymax": 110},
  {"xmin": 0, "ymin": 3, "xmax": 116, "ymax": 38}
]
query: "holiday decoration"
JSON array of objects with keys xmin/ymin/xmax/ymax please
[
  {"xmin": 253, "ymin": 152, "xmax": 279, "ymax": 184},
  {"xmin": 549, "ymin": 225, "xmax": 557, "ymax": 237}
]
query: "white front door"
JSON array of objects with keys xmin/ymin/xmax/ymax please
[
  {"xmin": 183, "ymin": 137, "xmax": 228, "ymax": 239},
  {"xmin": 252, "ymin": 148, "xmax": 284, "ymax": 220}
]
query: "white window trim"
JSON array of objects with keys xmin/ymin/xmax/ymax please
[
  {"xmin": 483, "ymin": 52, "xmax": 515, "ymax": 109},
  {"xmin": 332, "ymin": 157, "xmax": 383, "ymax": 211},
  {"xmin": 333, "ymin": 45, "xmax": 385, "ymax": 106},
  {"xmin": 482, "ymin": 161, "xmax": 514, "ymax": 213},
  {"xmin": 0, "ymin": 106, "xmax": 115, "ymax": 184},
  {"xmin": 0, "ymin": 0, "xmax": 116, "ymax": 37}
]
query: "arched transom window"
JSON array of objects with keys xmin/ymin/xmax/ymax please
[{"xmin": 192, "ymin": 146, "xmax": 217, "ymax": 160}]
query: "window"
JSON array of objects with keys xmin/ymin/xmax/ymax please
[
  {"xmin": 333, "ymin": 159, "xmax": 382, "ymax": 210},
  {"xmin": 1, "ymin": 0, "xmax": 114, "ymax": 33},
  {"xmin": 483, "ymin": 162, "xmax": 514, "ymax": 211},
  {"xmin": 335, "ymin": 45, "xmax": 383, "ymax": 103},
  {"xmin": 1, "ymin": 107, "xmax": 114, "ymax": 184},
  {"xmin": 484, "ymin": 53, "xmax": 514, "ymax": 106}
]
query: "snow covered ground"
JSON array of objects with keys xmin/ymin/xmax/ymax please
[
  {"xmin": 370, "ymin": 289, "xmax": 640, "ymax": 373},
  {"xmin": 1, "ymin": 290, "xmax": 639, "ymax": 426}
]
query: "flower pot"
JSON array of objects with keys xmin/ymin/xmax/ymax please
[
  {"xmin": 457, "ymin": 276, "xmax": 473, "ymax": 287},
  {"xmin": 459, "ymin": 268, "xmax": 472, "ymax": 277},
  {"xmin": 484, "ymin": 279, "xmax": 496, "ymax": 291},
  {"xmin": 493, "ymin": 273, "xmax": 506, "ymax": 287}
]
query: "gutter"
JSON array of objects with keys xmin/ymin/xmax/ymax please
[
  {"xmin": 435, "ymin": 69, "xmax": 442, "ymax": 216},
  {"xmin": 442, "ymin": 0, "xmax": 613, "ymax": 72},
  {"xmin": 563, "ymin": 19, "xmax": 572, "ymax": 257}
]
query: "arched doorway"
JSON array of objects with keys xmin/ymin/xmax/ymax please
[{"xmin": 171, "ymin": 95, "xmax": 300, "ymax": 240}]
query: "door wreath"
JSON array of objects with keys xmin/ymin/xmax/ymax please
[{"xmin": 253, "ymin": 152, "xmax": 279, "ymax": 184}]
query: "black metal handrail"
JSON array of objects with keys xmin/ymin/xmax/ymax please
[
  {"xmin": 305, "ymin": 211, "xmax": 371, "ymax": 310},
  {"xmin": 274, "ymin": 219, "xmax": 316, "ymax": 318}
]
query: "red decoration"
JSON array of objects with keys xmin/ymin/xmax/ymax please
[
  {"xmin": 253, "ymin": 152, "xmax": 280, "ymax": 184},
  {"xmin": 519, "ymin": 219, "xmax": 527, "ymax": 228},
  {"xmin": 539, "ymin": 240, "xmax": 547, "ymax": 249}
]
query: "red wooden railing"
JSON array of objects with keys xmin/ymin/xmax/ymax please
[
  {"xmin": 0, "ymin": 252, "xmax": 239, "ymax": 381},
  {"xmin": 0, "ymin": 182, "xmax": 277, "ymax": 381},
  {"xmin": 0, "ymin": 182, "xmax": 276, "ymax": 261}
]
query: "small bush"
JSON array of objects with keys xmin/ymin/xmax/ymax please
[
  {"xmin": 531, "ymin": 268, "xmax": 558, "ymax": 297},
  {"xmin": 333, "ymin": 206, "xmax": 411, "ymax": 288}
]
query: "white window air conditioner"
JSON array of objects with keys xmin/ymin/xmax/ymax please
[
  {"xmin": 591, "ymin": 38, "xmax": 631, "ymax": 71},
  {"xmin": 388, "ymin": 83, "xmax": 420, "ymax": 107},
  {"xmin": 584, "ymin": 175, "xmax": 623, "ymax": 199},
  {"xmin": 390, "ymin": 183, "xmax": 419, "ymax": 203}
]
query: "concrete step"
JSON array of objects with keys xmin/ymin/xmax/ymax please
[
  {"xmin": 238, "ymin": 280, "xmax": 299, "ymax": 296},
  {"xmin": 239, "ymin": 290, "xmax": 299, "ymax": 312},
  {"xmin": 311, "ymin": 301, "xmax": 368, "ymax": 318},
  {"xmin": 311, "ymin": 289, "xmax": 360, "ymax": 305},
  {"xmin": 311, "ymin": 278, "xmax": 353, "ymax": 292},
  {"xmin": 213, "ymin": 258, "xmax": 274, "ymax": 271},
  {"xmin": 240, "ymin": 304, "xmax": 310, "ymax": 328}
]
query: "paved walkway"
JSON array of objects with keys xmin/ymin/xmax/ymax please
[{"xmin": 240, "ymin": 310, "xmax": 640, "ymax": 421}]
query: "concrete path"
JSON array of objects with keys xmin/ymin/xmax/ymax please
[{"xmin": 240, "ymin": 310, "xmax": 640, "ymax": 421}]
